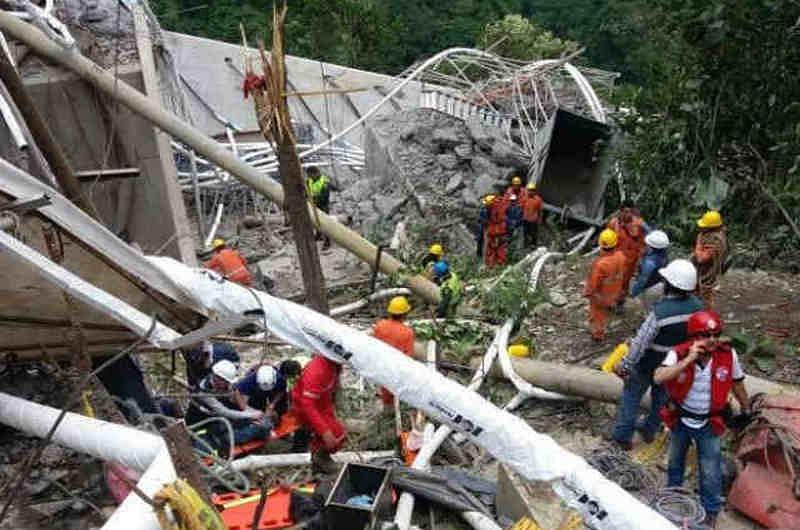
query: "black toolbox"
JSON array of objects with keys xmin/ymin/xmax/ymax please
[{"xmin": 324, "ymin": 463, "xmax": 393, "ymax": 529}]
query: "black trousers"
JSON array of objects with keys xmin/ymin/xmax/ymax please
[{"xmin": 523, "ymin": 221, "xmax": 539, "ymax": 247}]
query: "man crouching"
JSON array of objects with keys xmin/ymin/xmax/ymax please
[{"xmin": 654, "ymin": 310, "xmax": 750, "ymax": 528}]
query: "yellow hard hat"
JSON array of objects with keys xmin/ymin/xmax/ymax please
[
  {"xmin": 212, "ymin": 238, "xmax": 226, "ymax": 249},
  {"xmin": 526, "ymin": 182, "xmax": 536, "ymax": 190},
  {"xmin": 511, "ymin": 176, "xmax": 522, "ymax": 185},
  {"xmin": 429, "ymin": 243, "xmax": 444, "ymax": 257},
  {"xmin": 599, "ymin": 229, "xmax": 618, "ymax": 249},
  {"xmin": 483, "ymin": 194, "xmax": 496, "ymax": 206},
  {"xmin": 697, "ymin": 210, "xmax": 723, "ymax": 229},
  {"xmin": 508, "ymin": 344, "xmax": 530, "ymax": 357},
  {"xmin": 387, "ymin": 296, "xmax": 411, "ymax": 315}
]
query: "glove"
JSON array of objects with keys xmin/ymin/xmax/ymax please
[{"xmin": 726, "ymin": 412, "xmax": 752, "ymax": 431}]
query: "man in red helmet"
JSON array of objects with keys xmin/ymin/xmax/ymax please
[{"xmin": 654, "ymin": 310, "xmax": 750, "ymax": 528}]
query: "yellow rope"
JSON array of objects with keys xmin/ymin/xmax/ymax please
[
  {"xmin": 81, "ymin": 390, "xmax": 95, "ymax": 418},
  {"xmin": 154, "ymin": 480, "xmax": 225, "ymax": 530},
  {"xmin": 510, "ymin": 516, "xmax": 545, "ymax": 530},
  {"xmin": 556, "ymin": 513, "xmax": 583, "ymax": 530}
]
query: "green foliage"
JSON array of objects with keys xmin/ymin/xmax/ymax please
[
  {"xmin": 479, "ymin": 14, "xmax": 578, "ymax": 60},
  {"xmin": 480, "ymin": 268, "xmax": 547, "ymax": 322}
]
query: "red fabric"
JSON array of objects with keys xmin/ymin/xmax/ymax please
[
  {"xmin": 484, "ymin": 197, "xmax": 508, "ymax": 267},
  {"xmin": 660, "ymin": 341, "xmax": 734, "ymax": 435},
  {"xmin": 242, "ymin": 74, "xmax": 266, "ymax": 99},
  {"xmin": 728, "ymin": 463, "xmax": 800, "ymax": 529},
  {"xmin": 583, "ymin": 250, "xmax": 625, "ymax": 307},
  {"xmin": 521, "ymin": 191, "xmax": 543, "ymax": 222},
  {"xmin": 290, "ymin": 356, "xmax": 346, "ymax": 452},
  {"xmin": 374, "ymin": 319, "xmax": 415, "ymax": 404},
  {"xmin": 204, "ymin": 248, "xmax": 253, "ymax": 286}
]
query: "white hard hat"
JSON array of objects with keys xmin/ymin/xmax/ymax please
[
  {"xmin": 256, "ymin": 365, "xmax": 278, "ymax": 391},
  {"xmin": 658, "ymin": 259, "xmax": 697, "ymax": 291},
  {"xmin": 211, "ymin": 359, "xmax": 237, "ymax": 384},
  {"xmin": 645, "ymin": 230, "xmax": 670, "ymax": 249}
]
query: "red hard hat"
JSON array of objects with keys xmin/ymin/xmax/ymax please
[{"xmin": 687, "ymin": 310, "xmax": 723, "ymax": 337}]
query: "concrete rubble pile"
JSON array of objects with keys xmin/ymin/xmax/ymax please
[{"xmin": 339, "ymin": 108, "xmax": 529, "ymax": 236}]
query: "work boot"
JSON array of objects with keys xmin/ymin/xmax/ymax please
[
  {"xmin": 311, "ymin": 449, "xmax": 339, "ymax": 476},
  {"xmin": 611, "ymin": 438, "xmax": 633, "ymax": 451},
  {"xmin": 703, "ymin": 513, "xmax": 717, "ymax": 529},
  {"xmin": 615, "ymin": 301, "xmax": 625, "ymax": 315},
  {"xmin": 635, "ymin": 425, "xmax": 655, "ymax": 444}
]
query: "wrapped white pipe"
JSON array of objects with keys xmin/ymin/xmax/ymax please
[
  {"xmin": 330, "ymin": 288, "xmax": 412, "ymax": 317},
  {"xmin": 0, "ymin": 392, "xmax": 175, "ymax": 530},
  {"xmin": 231, "ymin": 450, "xmax": 396, "ymax": 471},
  {"xmin": 203, "ymin": 203, "xmax": 224, "ymax": 248}
]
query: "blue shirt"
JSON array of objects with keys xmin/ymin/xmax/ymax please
[
  {"xmin": 236, "ymin": 367, "xmax": 288, "ymax": 412},
  {"xmin": 630, "ymin": 248, "xmax": 668, "ymax": 297}
]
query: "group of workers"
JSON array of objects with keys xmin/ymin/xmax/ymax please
[
  {"xmin": 476, "ymin": 175, "xmax": 544, "ymax": 267},
  {"xmin": 580, "ymin": 205, "xmax": 734, "ymax": 527},
  {"xmin": 199, "ymin": 165, "xmax": 741, "ymax": 526}
]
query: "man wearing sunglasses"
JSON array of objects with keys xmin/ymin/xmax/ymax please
[{"xmin": 654, "ymin": 310, "xmax": 750, "ymax": 528}]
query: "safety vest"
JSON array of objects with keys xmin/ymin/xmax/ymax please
[
  {"xmin": 638, "ymin": 295, "xmax": 704, "ymax": 375},
  {"xmin": 306, "ymin": 175, "xmax": 328, "ymax": 198},
  {"xmin": 660, "ymin": 341, "xmax": 734, "ymax": 435}
]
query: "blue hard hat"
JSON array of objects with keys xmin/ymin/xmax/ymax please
[{"xmin": 433, "ymin": 260, "xmax": 449, "ymax": 277}]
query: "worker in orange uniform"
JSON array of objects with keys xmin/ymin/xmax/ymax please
[
  {"xmin": 504, "ymin": 175, "xmax": 524, "ymax": 199},
  {"xmin": 521, "ymin": 181, "xmax": 543, "ymax": 248},
  {"xmin": 608, "ymin": 200, "xmax": 649, "ymax": 313},
  {"xmin": 483, "ymin": 194, "xmax": 509, "ymax": 268},
  {"xmin": 373, "ymin": 296, "xmax": 415, "ymax": 410},
  {"xmin": 584, "ymin": 229, "xmax": 626, "ymax": 341},
  {"xmin": 204, "ymin": 239, "xmax": 253, "ymax": 286},
  {"xmin": 289, "ymin": 355, "xmax": 346, "ymax": 474},
  {"xmin": 692, "ymin": 211, "xmax": 728, "ymax": 308}
]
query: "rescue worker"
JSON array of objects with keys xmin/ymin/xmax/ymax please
[
  {"xmin": 505, "ymin": 194, "xmax": 524, "ymax": 259},
  {"xmin": 504, "ymin": 175, "xmax": 524, "ymax": 199},
  {"xmin": 475, "ymin": 195, "xmax": 494, "ymax": 258},
  {"xmin": 422, "ymin": 243, "xmax": 445, "ymax": 278},
  {"xmin": 584, "ymin": 229, "xmax": 626, "ymax": 341},
  {"xmin": 630, "ymin": 229, "xmax": 670, "ymax": 310},
  {"xmin": 484, "ymin": 194, "xmax": 509, "ymax": 268},
  {"xmin": 611, "ymin": 259, "xmax": 703, "ymax": 449},
  {"xmin": 692, "ymin": 210, "xmax": 728, "ymax": 308},
  {"xmin": 432, "ymin": 261, "xmax": 462, "ymax": 318},
  {"xmin": 185, "ymin": 360, "xmax": 269, "ymax": 453},
  {"xmin": 373, "ymin": 296, "xmax": 415, "ymax": 409},
  {"xmin": 236, "ymin": 361, "xmax": 301, "ymax": 420},
  {"xmin": 184, "ymin": 341, "xmax": 241, "ymax": 387},
  {"xmin": 521, "ymin": 182, "xmax": 543, "ymax": 248},
  {"xmin": 654, "ymin": 310, "xmax": 750, "ymax": 527},
  {"xmin": 306, "ymin": 166, "xmax": 334, "ymax": 249},
  {"xmin": 204, "ymin": 239, "xmax": 253, "ymax": 287},
  {"xmin": 290, "ymin": 355, "xmax": 346, "ymax": 474},
  {"xmin": 608, "ymin": 200, "xmax": 649, "ymax": 313}
]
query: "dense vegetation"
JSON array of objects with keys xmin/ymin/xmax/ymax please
[{"xmin": 152, "ymin": 0, "xmax": 800, "ymax": 266}]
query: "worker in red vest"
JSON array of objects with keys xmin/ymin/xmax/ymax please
[
  {"xmin": 373, "ymin": 296, "xmax": 415, "ymax": 410},
  {"xmin": 503, "ymin": 175, "xmax": 524, "ymax": 199},
  {"xmin": 289, "ymin": 355, "xmax": 346, "ymax": 474},
  {"xmin": 483, "ymin": 194, "xmax": 509, "ymax": 268},
  {"xmin": 204, "ymin": 238, "xmax": 253, "ymax": 286},
  {"xmin": 654, "ymin": 310, "xmax": 750, "ymax": 528}
]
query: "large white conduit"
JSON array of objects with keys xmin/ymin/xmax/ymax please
[{"xmin": 148, "ymin": 257, "xmax": 675, "ymax": 530}]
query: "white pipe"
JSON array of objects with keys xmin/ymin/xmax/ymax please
[
  {"xmin": 330, "ymin": 288, "xmax": 412, "ymax": 317},
  {"xmin": 0, "ymin": 93, "xmax": 27, "ymax": 149},
  {"xmin": 231, "ymin": 450, "xmax": 396, "ymax": 471},
  {"xmin": 0, "ymin": 392, "xmax": 176, "ymax": 530},
  {"xmin": 203, "ymin": 202, "xmax": 223, "ymax": 248}
]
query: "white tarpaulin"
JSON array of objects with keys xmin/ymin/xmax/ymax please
[{"xmin": 148, "ymin": 257, "xmax": 675, "ymax": 530}]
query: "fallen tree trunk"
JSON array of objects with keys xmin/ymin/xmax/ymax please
[
  {"xmin": 472, "ymin": 357, "xmax": 797, "ymax": 407},
  {"xmin": 0, "ymin": 12, "xmax": 441, "ymax": 305}
]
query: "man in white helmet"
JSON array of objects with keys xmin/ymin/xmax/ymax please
[
  {"xmin": 186, "ymin": 360, "xmax": 269, "ymax": 453},
  {"xmin": 236, "ymin": 360, "xmax": 302, "ymax": 421},
  {"xmin": 610, "ymin": 259, "xmax": 704, "ymax": 450},
  {"xmin": 630, "ymin": 229, "xmax": 670, "ymax": 310}
]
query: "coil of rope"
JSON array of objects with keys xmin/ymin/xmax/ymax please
[
  {"xmin": 586, "ymin": 445, "xmax": 659, "ymax": 495},
  {"xmin": 154, "ymin": 479, "xmax": 225, "ymax": 530},
  {"xmin": 650, "ymin": 487, "xmax": 706, "ymax": 529}
]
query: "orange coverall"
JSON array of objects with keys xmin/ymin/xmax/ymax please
[
  {"xmin": 693, "ymin": 228, "xmax": 728, "ymax": 308},
  {"xmin": 521, "ymin": 191, "xmax": 543, "ymax": 223},
  {"xmin": 584, "ymin": 249, "xmax": 626, "ymax": 340},
  {"xmin": 290, "ymin": 356, "xmax": 346, "ymax": 453},
  {"xmin": 373, "ymin": 318, "xmax": 416, "ymax": 405},
  {"xmin": 204, "ymin": 248, "xmax": 253, "ymax": 286},
  {"xmin": 484, "ymin": 197, "xmax": 509, "ymax": 267},
  {"xmin": 608, "ymin": 216, "xmax": 646, "ymax": 303}
]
